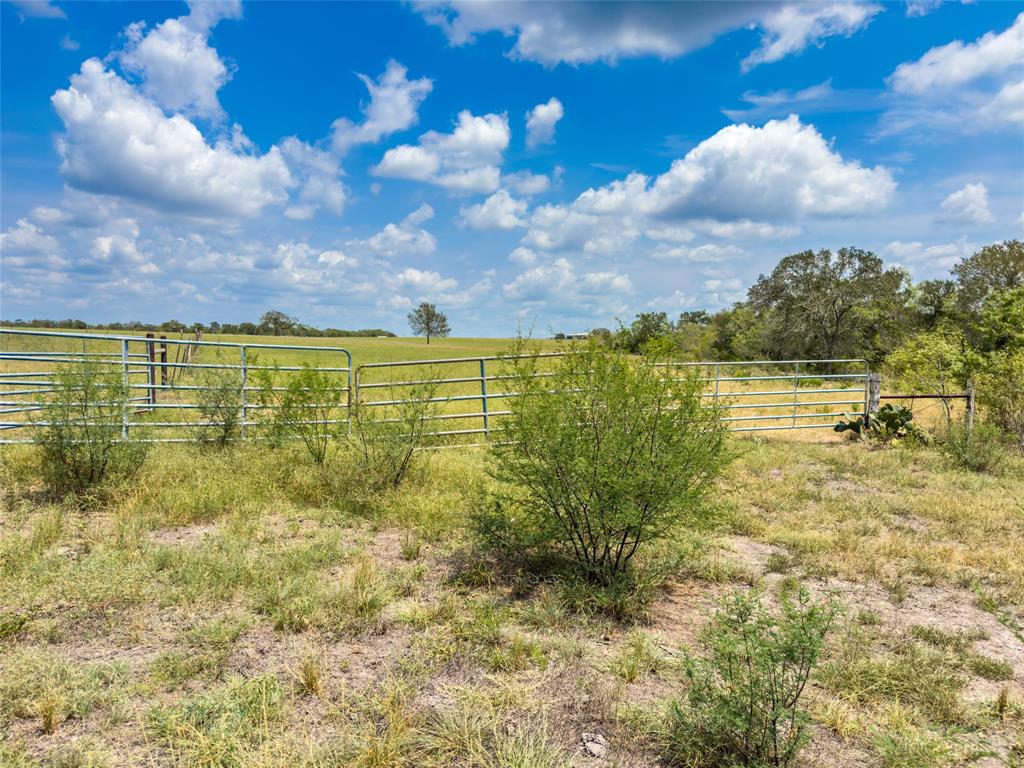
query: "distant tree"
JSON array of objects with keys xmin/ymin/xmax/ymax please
[
  {"xmin": 259, "ymin": 310, "xmax": 297, "ymax": 336},
  {"xmin": 161, "ymin": 320, "xmax": 186, "ymax": 333},
  {"xmin": 407, "ymin": 302, "xmax": 450, "ymax": 344},
  {"xmin": 553, "ymin": 332, "xmax": 567, "ymax": 341},
  {"xmin": 746, "ymin": 247, "xmax": 909, "ymax": 364},
  {"xmin": 953, "ymin": 240, "xmax": 1024, "ymax": 311},
  {"xmin": 616, "ymin": 312, "xmax": 672, "ymax": 354},
  {"xmin": 678, "ymin": 310, "xmax": 711, "ymax": 327}
]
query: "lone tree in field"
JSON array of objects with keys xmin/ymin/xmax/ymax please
[{"xmin": 408, "ymin": 302, "xmax": 450, "ymax": 344}]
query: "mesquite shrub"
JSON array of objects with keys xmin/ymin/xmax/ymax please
[
  {"xmin": 665, "ymin": 588, "xmax": 838, "ymax": 768},
  {"xmin": 33, "ymin": 362, "xmax": 148, "ymax": 496},
  {"xmin": 486, "ymin": 341, "xmax": 729, "ymax": 586}
]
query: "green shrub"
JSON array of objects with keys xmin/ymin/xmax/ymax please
[
  {"xmin": 664, "ymin": 588, "xmax": 838, "ymax": 768},
  {"xmin": 941, "ymin": 422, "xmax": 1006, "ymax": 473},
  {"xmin": 33, "ymin": 362, "xmax": 148, "ymax": 497},
  {"xmin": 348, "ymin": 378, "xmax": 438, "ymax": 492},
  {"xmin": 978, "ymin": 349, "xmax": 1024, "ymax": 452},
  {"xmin": 484, "ymin": 342, "xmax": 729, "ymax": 587},
  {"xmin": 256, "ymin": 363, "xmax": 345, "ymax": 465},
  {"xmin": 187, "ymin": 359, "xmax": 244, "ymax": 448}
]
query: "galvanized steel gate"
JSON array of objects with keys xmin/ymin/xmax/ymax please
[{"xmin": 1, "ymin": 328, "xmax": 867, "ymax": 445}]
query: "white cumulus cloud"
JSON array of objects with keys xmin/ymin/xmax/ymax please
[
  {"xmin": 460, "ymin": 190, "xmax": 528, "ymax": 229},
  {"xmin": 938, "ymin": 182, "xmax": 995, "ymax": 224},
  {"xmin": 742, "ymin": 3, "xmax": 881, "ymax": 71},
  {"xmin": 373, "ymin": 109, "xmax": 510, "ymax": 193},
  {"xmin": 331, "ymin": 60, "xmax": 433, "ymax": 154},
  {"xmin": 52, "ymin": 58, "xmax": 294, "ymax": 218},
  {"xmin": 117, "ymin": 0, "xmax": 242, "ymax": 121},
  {"xmin": 525, "ymin": 97, "xmax": 564, "ymax": 148}
]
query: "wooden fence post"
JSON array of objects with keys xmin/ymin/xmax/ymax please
[
  {"xmin": 965, "ymin": 380, "xmax": 976, "ymax": 437},
  {"xmin": 867, "ymin": 372, "xmax": 881, "ymax": 424},
  {"xmin": 159, "ymin": 335, "xmax": 168, "ymax": 386}
]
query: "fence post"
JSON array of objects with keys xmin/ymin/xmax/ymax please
[
  {"xmin": 121, "ymin": 339, "xmax": 130, "ymax": 439},
  {"xmin": 713, "ymin": 362, "xmax": 721, "ymax": 404},
  {"xmin": 867, "ymin": 372, "xmax": 881, "ymax": 424},
  {"xmin": 239, "ymin": 346, "xmax": 248, "ymax": 440},
  {"xmin": 146, "ymin": 333, "xmax": 156, "ymax": 406},
  {"xmin": 159, "ymin": 335, "xmax": 168, "ymax": 386},
  {"xmin": 480, "ymin": 358, "xmax": 489, "ymax": 440},
  {"xmin": 965, "ymin": 380, "xmax": 975, "ymax": 437},
  {"xmin": 791, "ymin": 361, "xmax": 800, "ymax": 428}
]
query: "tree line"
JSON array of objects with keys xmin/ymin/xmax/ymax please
[
  {"xmin": 596, "ymin": 240, "xmax": 1022, "ymax": 367},
  {"xmin": 1, "ymin": 310, "xmax": 396, "ymax": 339}
]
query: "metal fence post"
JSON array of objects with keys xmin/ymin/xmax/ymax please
[
  {"xmin": 867, "ymin": 372, "xmax": 881, "ymax": 424},
  {"xmin": 713, "ymin": 362, "xmax": 721, "ymax": 403},
  {"xmin": 121, "ymin": 339, "xmax": 130, "ymax": 439},
  {"xmin": 239, "ymin": 346, "xmax": 248, "ymax": 439},
  {"xmin": 480, "ymin": 358, "xmax": 489, "ymax": 439},
  {"xmin": 146, "ymin": 333, "xmax": 156, "ymax": 406},
  {"xmin": 791, "ymin": 361, "xmax": 800, "ymax": 427}
]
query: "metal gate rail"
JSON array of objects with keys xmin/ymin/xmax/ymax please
[
  {"xmin": 0, "ymin": 328, "xmax": 351, "ymax": 443},
  {"xmin": 1, "ymin": 328, "xmax": 867, "ymax": 446}
]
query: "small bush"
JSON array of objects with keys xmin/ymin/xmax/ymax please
[
  {"xmin": 941, "ymin": 422, "xmax": 1006, "ymax": 473},
  {"xmin": 348, "ymin": 378, "xmax": 438, "ymax": 493},
  {"xmin": 187, "ymin": 360, "xmax": 244, "ymax": 448},
  {"xmin": 664, "ymin": 588, "xmax": 838, "ymax": 768},
  {"xmin": 484, "ymin": 341, "xmax": 730, "ymax": 587},
  {"xmin": 978, "ymin": 349, "xmax": 1024, "ymax": 453},
  {"xmin": 33, "ymin": 362, "xmax": 148, "ymax": 497},
  {"xmin": 256, "ymin": 363, "xmax": 345, "ymax": 465},
  {"xmin": 835, "ymin": 404, "xmax": 927, "ymax": 445}
]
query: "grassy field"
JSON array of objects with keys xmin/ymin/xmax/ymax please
[{"xmin": 1, "ymin": 432, "xmax": 1022, "ymax": 767}]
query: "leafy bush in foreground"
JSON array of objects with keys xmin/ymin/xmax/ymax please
[
  {"xmin": 942, "ymin": 422, "xmax": 1006, "ymax": 473},
  {"xmin": 483, "ymin": 341, "xmax": 730, "ymax": 587},
  {"xmin": 34, "ymin": 362, "xmax": 148, "ymax": 496},
  {"xmin": 256, "ymin": 363, "xmax": 346, "ymax": 465},
  {"xmin": 665, "ymin": 588, "xmax": 838, "ymax": 768}
]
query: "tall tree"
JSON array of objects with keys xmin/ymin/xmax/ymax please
[
  {"xmin": 259, "ymin": 310, "xmax": 297, "ymax": 336},
  {"xmin": 746, "ymin": 247, "xmax": 908, "ymax": 364},
  {"xmin": 953, "ymin": 240, "xmax": 1024, "ymax": 311},
  {"xmin": 407, "ymin": 302, "xmax": 450, "ymax": 344}
]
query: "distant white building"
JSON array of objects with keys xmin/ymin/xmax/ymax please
[{"xmin": 565, "ymin": 332, "xmax": 589, "ymax": 340}]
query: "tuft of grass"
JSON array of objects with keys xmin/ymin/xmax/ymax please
[
  {"xmin": 609, "ymin": 630, "xmax": 664, "ymax": 683},
  {"xmin": 819, "ymin": 633, "xmax": 965, "ymax": 726},
  {"xmin": 966, "ymin": 653, "xmax": 1013, "ymax": 682},
  {"xmin": 146, "ymin": 674, "xmax": 285, "ymax": 766},
  {"xmin": 292, "ymin": 651, "xmax": 325, "ymax": 698}
]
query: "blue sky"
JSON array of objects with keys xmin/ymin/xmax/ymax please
[{"xmin": 1, "ymin": 0, "xmax": 1022, "ymax": 335}]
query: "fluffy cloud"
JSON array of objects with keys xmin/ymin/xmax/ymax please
[
  {"xmin": 51, "ymin": 59, "xmax": 294, "ymax": 218},
  {"xmin": 502, "ymin": 170, "xmax": 550, "ymax": 196},
  {"xmin": 331, "ymin": 60, "xmax": 433, "ymax": 154},
  {"xmin": 418, "ymin": 2, "xmax": 878, "ymax": 69},
  {"xmin": 0, "ymin": 218, "xmax": 67, "ymax": 269},
  {"xmin": 503, "ymin": 257, "xmax": 632, "ymax": 318},
  {"xmin": 883, "ymin": 14, "xmax": 1024, "ymax": 133},
  {"xmin": 520, "ymin": 116, "xmax": 893, "ymax": 257},
  {"xmin": 649, "ymin": 243, "xmax": 746, "ymax": 262},
  {"xmin": 883, "ymin": 237, "xmax": 975, "ymax": 270},
  {"xmin": 890, "ymin": 13, "xmax": 1023, "ymax": 94},
  {"xmin": 373, "ymin": 109, "xmax": 509, "ymax": 193},
  {"xmin": 938, "ymin": 182, "xmax": 995, "ymax": 224},
  {"xmin": 359, "ymin": 204, "xmax": 437, "ymax": 257},
  {"xmin": 741, "ymin": 3, "xmax": 881, "ymax": 71},
  {"xmin": 525, "ymin": 97, "xmax": 564, "ymax": 148},
  {"xmin": 9, "ymin": 0, "xmax": 66, "ymax": 19},
  {"xmin": 387, "ymin": 266, "xmax": 491, "ymax": 310},
  {"xmin": 460, "ymin": 190, "xmax": 528, "ymax": 229},
  {"xmin": 117, "ymin": 0, "xmax": 242, "ymax": 121},
  {"xmin": 279, "ymin": 137, "xmax": 346, "ymax": 219}
]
